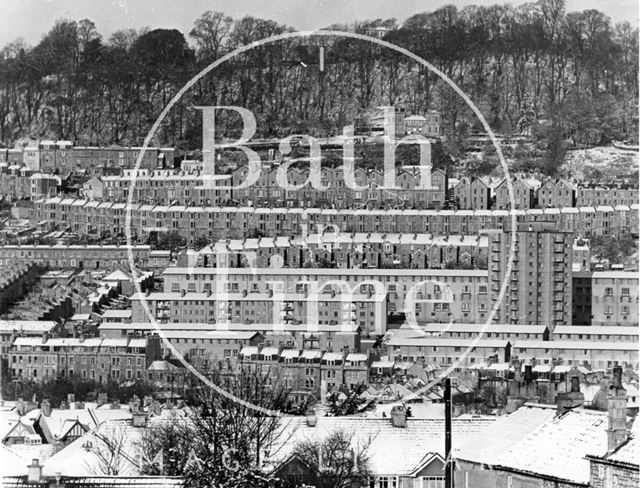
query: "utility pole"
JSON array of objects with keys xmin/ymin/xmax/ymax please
[{"xmin": 444, "ymin": 377, "xmax": 453, "ymax": 488}]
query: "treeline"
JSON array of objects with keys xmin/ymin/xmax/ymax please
[{"xmin": 0, "ymin": 0, "xmax": 637, "ymax": 149}]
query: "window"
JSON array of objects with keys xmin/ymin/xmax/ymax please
[
  {"xmin": 376, "ymin": 477, "xmax": 397, "ymax": 488},
  {"xmin": 421, "ymin": 477, "xmax": 444, "ymax": 488}
]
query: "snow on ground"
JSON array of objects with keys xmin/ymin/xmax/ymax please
[{"xmin": 565, "ymin": 146, "xmax": 639, "ymax": 181}]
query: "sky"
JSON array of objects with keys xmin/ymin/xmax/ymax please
[{"xmin": 0, "ymin": 0, "xmax": 638, "ymax": 48}]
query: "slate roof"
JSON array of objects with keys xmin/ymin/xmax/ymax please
[
  {"xmin": 0, "ymin": 444, "xmax": 28, "ymax": 476},
  {"xmin": 492, "ymin": 408, "xmax": 610, "ymax": 485},
  {"xmin": 0, "ymin": 476, "xmax": 184, "ymax": 487},
  {"xmin": 0, "ymin": 320, "xmax": 58, "ymax": 333},
  {"xmin": 267, "ymin": 416, "xmax": 494, "ymax": 477},
  {"xmin": 42, "ymin": 420, "xmax": 142, "ymax": 477},
  {"xmin": 603, "ymin": 431, "xmax": 640, "ymax": 468},
  {"xmin": 456, "ymin": 403, "xmax": 557, "ymax": 465},
  {"xmin": 587, "ymin": 421, "xmax": 640, "ymax": 469},
  {"xmin": 38, "ymin": 408, "xmax": 133, "ymax": 444}
]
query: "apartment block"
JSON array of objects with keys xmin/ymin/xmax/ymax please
[
  {"xmin": 98, "ymin": 322, "xmax": 361, "ymax": 353},
  {"xmin": 572, "ymin": 271, "xmax": 639, "ymax": 326},
  {"xmin": 509, "ymin": 340, "xmax": 638, "ymax": 371},
  {"xmin": 385, "ymin": 336, "xmax": 512, "ymax": 367},
  {"xmin": 130, "ymin": 290, "xmax": 387, "ymax": 338},
  {"xmin": 160, "ymin": 267, "xmax": 492, "ymax": 325},
  {"xmin": 487, "ymin": 227, "xmax": 573, "ymax": 327}
]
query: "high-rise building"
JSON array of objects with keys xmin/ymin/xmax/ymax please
[{"xmin": 488, "ymin": 226, "xmax": 573, "ymax": 328}]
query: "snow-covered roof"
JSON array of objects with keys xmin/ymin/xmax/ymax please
[
  {"xmin": 456, "ymin": 404, "xmax": 557, "ymax": 466},
  {"xmin": 491, "ymin": 408, "xmax": 609, "ymax": 485},
  {"xmin": 346, "ymin": 353, "xmax": 367, "ymax": 363},
  {"xmin": 321, "ymin": 352, "xmax": 344, "ymax": 362},
  {"xmin": 280, "ymin": 349, "xmax": 300, "ymax": 359},
  {"xmin": 603, "ymin": 428, "xmax": 640, "ymax": 467},
  {"xmin": 0, "ymin": 320, "xmax": 57, "ymax": 333},
  {"xmin": 259, "ymin": 347, "xmax": 279, "ymax": 357},
  {"xmin": 300, "ymin": 350, "xmax": 323, "ymax": 360},
  {"xmin": 101, "ymin": 310, "xmax": 132, "ymax": 319},
  {"xmin": 268, "ymin": 416, "xmax": 494, "ymax": 477},
  {"xmin": 240, "ymin": 346, "xmax": 258, "ymax": 356},
  {"xmin": 371, "ymin": 360, "xmax": 394, "ymax": 368}
]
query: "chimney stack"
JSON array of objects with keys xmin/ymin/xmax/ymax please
[
  {"xmin": 41, "ymin": 399, "xmax": 52, "ymax": 417},
  {"xmin": 556, "ymin": 375, "xmax": 584, "ymax": 415},
  {"xmin": 143, "ymin": 395, "xmax": 153, "ymax": 408},
  {"xmin": 129, "ymin": 397, "xmax": 141, "ymax": 413},
  {"xmin": 151, "ymin": 400, "xmax": 162, "ymax": 416},
  {"xmin": 390, "ymin": 405, "xmax": 407, "ymax": 428},
  {"xmin": 306, "ymin": 408, "xmax": 318, "ymax": 427},
  {"xmin": 17, "ymin": 398, "xmax": 25, "ymax": 416},
  {"xmin": 524, "ymin": 364, "xmax": 533, "ymax": 383},
  {"xmin": 131, "ymin": 411, "xmax": 148, "ymax": 428},
  {"xmin": 27, "ymin": 459, "xmax": 42, "ymax": 483},
  {"xmin": 97, "ymin": 392, "xmax": 108, "ymax": 407},
  {"xmin": 606, "ymin": 366, "xmax": 628, "ymax": 455}
]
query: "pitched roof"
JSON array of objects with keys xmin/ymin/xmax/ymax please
[
  {"xmin": 0, "ymin": 443, "xmax": 28, "ymax": 476},
  {"xmin": 267, "ymin": 416, "xmax": 494, "ymax": 476},
  {"xmin": 42, "ymin": 420, "xmax": 142, "ymax": 477},
  {"xmin": 588, "ymin": 420, "xmax": 640, "ymax": 469},
  {"xmin": 493, "ymin": 408, "xmax": 609, "ymax": 485},
  {"xmin": 455, "ymin": 404, "xmax": 557, "ymax": 465}
]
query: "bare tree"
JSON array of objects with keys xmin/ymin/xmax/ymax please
[
  {"xmin": 85, "ymin": 422, "xmax": 131, "ymax": 476},
  {"xmin": 292, "ymin": 429, "xmax": 373, "ymax": 488},
  {"xmin": 139, "ymin": 362, "xmax": 297, "ymax": 488}
]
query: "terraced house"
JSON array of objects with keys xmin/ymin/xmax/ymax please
[{"xmin": 9, "ymin": 335, "xmax": 161, "ymax": 383}]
